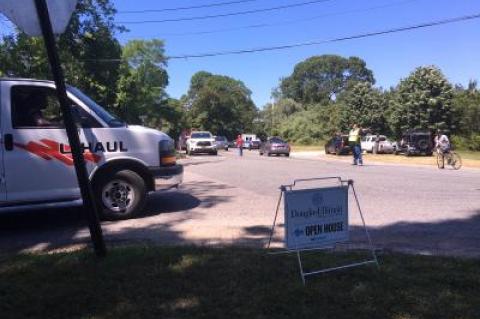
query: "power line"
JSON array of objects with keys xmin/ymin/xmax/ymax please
[
  {"xmin": 117, "ymin": 0, "xmax": 261, "ymax": 14},
  {"xmin": 167, "ymin": 13, "xmax": 480, "ymax": 59},
  {"xmin": 84, "ymin": 12, "xmax": 480, "ymax": 63},
  {"xmin": 117, "ymin": 0, "xmax": 333, "ymax": 24},
  {"xmin": 144, "ymin": 0, "xmax": 418, "ymax": 37}
]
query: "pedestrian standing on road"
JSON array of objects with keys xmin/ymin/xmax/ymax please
[
  {"xmin": 236, "ymin": 134, "xmax": 244, "ymax": 156},
  {"xmin": 348, "ymin": 124, "xmax": 366, "ymax": 165}
]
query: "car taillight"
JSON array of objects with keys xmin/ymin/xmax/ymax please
[{"xmin": 159, "ymin": 140, "xmax": 176, "ymax": 166}]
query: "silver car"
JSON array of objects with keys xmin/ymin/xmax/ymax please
[
  {"xmin": 259, "ymin": 137, "xmax": 290, "ymax": 156},
  {"xmin": 214, "ymin": 136, "xmax": 229, "ymax": 151}
]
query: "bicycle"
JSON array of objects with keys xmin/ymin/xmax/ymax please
[{"xmin": 436, "ymin": 149, "xmax": 462, "ymax": 170}]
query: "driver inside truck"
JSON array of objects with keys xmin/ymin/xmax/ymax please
[{"xmin": 15, "ymin": 90, "xmax": 55, "ymax": 127}]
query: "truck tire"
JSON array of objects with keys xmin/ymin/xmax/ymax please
[{"xmin": 94, "ymin": 170, "xmax": 147, "ymax": 221}]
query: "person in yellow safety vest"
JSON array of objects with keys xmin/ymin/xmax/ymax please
[{"xmin": 349, "ymin": 123, "xmax": 364, "ymax": 165}]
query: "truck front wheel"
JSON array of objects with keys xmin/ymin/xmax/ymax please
[{"xmin": 94, "ymin": 170, "xmax": 147, "ymax": 220}]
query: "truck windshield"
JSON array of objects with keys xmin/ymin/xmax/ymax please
[
  {"xmin": 68, "ymin": 86, "xmax": 125, "ymax": 127},
  {"xmin": 191, "ymin": 132, "xmax": 211, "ymax": 138}
]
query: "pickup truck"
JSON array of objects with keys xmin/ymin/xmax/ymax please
[
  {"xmin": 186, "ymin": 131, "xmax": 217, "ymax": 155},
  {"xmin": 361, "ymin": 135, "xmax": 394, "ymax": 154},
  {"xmin": 0, "ymin": 78, "xmax": 183, "ymax": 220}
]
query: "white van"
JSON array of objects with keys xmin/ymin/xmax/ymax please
[{"xmin": 0, "ymin": 78, "xmax": 183, "ymax": 220}]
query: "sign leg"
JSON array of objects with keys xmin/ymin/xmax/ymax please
[
  {"xmin": 267, "ymin": 189, "xmax": 284, "ymax": 249},
  {"xmin": 296, "ymin": 250, "xmax": 306, "ymax": 285},
  {"xmin": 350, "ymin": 182, "xmax": 379, "ymax": 269}
]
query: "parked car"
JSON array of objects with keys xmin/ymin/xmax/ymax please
[
  {"xmin": 392, "ymin": 130, "xmax": 433, "ymax": 156},
  {"xmin": 325, "ymin": 135, "xmax": 351, "ymax": 155},
  {"xmin": 214, "ymin": 135, "xmax": 229, "ymax": 151},
  {"xmin": 361, "ymin": 135, "xmax": 394, "ymax": 154},
  {"xmin": 259, "ymin": 137, "xmax": 290, "ymax": 156},
  {"xmin": 250, "ymin": 139, "xmax": 261, "ymax": 150},
  {"xmin": 186, "ymin": 131, "xmax": 217, "ymax": 155}
]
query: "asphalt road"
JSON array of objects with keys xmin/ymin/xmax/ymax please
[{"xmin": 1, "ymin": 150, "xmax": 480, "ymax": 257}]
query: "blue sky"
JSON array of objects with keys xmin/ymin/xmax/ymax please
[
  {"xmin": 112, "ymin": 0, "xmax": 480, "ymax": 107},
  {"xmin": 2, "ymin": 0, "xmax": 480, "ymax": 107}
]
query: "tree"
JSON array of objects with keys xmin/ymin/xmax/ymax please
[
  {"xmin": 450, "ymin": 80, "xmax": 480, "ymax": 150},
  {"xmin": 259, "ymin": 98, "xmax": 303, "ymax": 135},
  {"xmin": 452, "ymin": 80, "xmax": 480, "ymax": 135},
  {"xmin": 276, "ymin": 104, "xmax": 343, "ymax": 144},
  {"xmin": 116, "ymin": 39, "xmax": 169, "ymax": 127},
  {"xmin": 389, "ymin": 66, "xmax": 454, "ymax": 136},
  {"xmin": 339, "ymin": 82, "xmax": 389, "ymax": 134},
  {"xmin": 185, "ymin": 72, "xmax": 257, "ymax": 139},
  {"xmin": 279, "ymin": 55, "xmax": 375, "ymax": 104},
  {"xmin": 0, "ymin": 0, "xmax": 122, "ymax": 107}
]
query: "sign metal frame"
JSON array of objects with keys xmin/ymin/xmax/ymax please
[{"xmin": 267, "ymin": 177, "xmax": 379, "ymax": 284}]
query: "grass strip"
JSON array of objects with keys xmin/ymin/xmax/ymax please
[{"xmin": 1, "ymin": 246, "xmax": 480, "ymax": 319}]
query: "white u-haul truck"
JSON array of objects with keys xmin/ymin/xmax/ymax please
[{"xmin": 0, "ymin": 78, "xmax": 183, "ymax": 220}]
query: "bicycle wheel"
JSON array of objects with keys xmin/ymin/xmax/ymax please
[
  {"xmin": 449, "ymin": 152, "xmax": 462, "ymax": 170},
  {"xmin": 436, "ymin": 152, "xmax": 444, "ymax": 169}
]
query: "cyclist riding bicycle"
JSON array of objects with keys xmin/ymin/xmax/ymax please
[{"xmin": 434, "ymin": 130, "xmax": 450, "ymax": 169}]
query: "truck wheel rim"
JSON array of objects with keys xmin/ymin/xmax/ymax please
[{"xmin": 102, "ymin": 180, "xmax": 135, "ymax": 212}]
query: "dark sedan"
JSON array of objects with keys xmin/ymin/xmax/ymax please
[
  {"xmin": 249, "ymin": 140, "xmax": 261, "ymax": 150},
  {"xmin": 259, "ymin": 137, "xmax": 290, "ymax": 156},
  {"xmin": 325, "ymin": 135, "xmax": 351, "ymax": 155}
]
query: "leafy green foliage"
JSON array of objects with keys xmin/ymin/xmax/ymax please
[
  {"xmin": 116, "ymin": 39, "xmax": 169, "ymax": 127},
  {"xmin": 450, "ymin": 81, "xmax": 480, "ymax": 150},
  {"xmin": 339, "ymin": 82, "xmax": 389, "ymax": 134},
  {"xmin": 185, "ymin": 72, "xmax": 257, "ymax": 139},
  {"xmin": 452, "ymin": 81, "xmax": 480, "ymax": 135},
  {"xmin": 0, "ymin": 0, "xmax": 122, "ymax": 108},
  {"xmin": 279, "ymin": 55, "xmax": 375, "ymax": 104},
  {"xmin": 271, "ymin": 103, "xmax": 343, "ymax": 144},
  {"xmin": 388, "ymin": 66, "xmax": 454, "ymax": 137}
]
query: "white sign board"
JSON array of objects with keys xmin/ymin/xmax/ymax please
[
  {"xmin": 0, "ymin": 0, "xmax": 78, "ymax": 36},
  {"xmin": 284, "ymin": 186, "xmax": 349, "ymax": 250}
]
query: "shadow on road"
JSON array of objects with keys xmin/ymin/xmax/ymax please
[
  {"xmin": 241, "ymin": 213, "xmax": 480, "ymax": 258},
  {"xmin": 348, "ymin": 210, "xmax": 480, "ymax": 257},
  {"xmin": 0, "ymin": 177, "xmax": 237, "ymax": 254},
  {"xmin": 1, "ymin": 183, "xmax": 479, "ymax": 258},
  {"xmin": 0, "ymin": 190, "xmax": 203, "ymax": 254}
]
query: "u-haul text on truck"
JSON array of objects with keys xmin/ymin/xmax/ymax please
[{"xmin": 0, "ymin": 78, "xmax": 183, "ymax": 220}]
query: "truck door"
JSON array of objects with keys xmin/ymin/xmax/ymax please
[
  {"xmin": 0, "ymin": 84, "xmax": 6, "ymax": 202},
  {"xmin": 2, "ymin": 84, "xmax": 81, "ymax": 203}
]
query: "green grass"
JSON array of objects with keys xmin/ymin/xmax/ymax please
[
  {"xmin": 1, "ymin": 246, "xmax": 480, "ymax": 319},
  {"xmin": 457, "ymin": 150, "xmax": 480, "ymax": 161},
  {"xmin": 291, "ymin": 143, "xmax": 325, "ymax": 152}
]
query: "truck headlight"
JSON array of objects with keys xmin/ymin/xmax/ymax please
[{"xmin": 159, "ymin": 140, "xmax": 176, "ymax": 166}]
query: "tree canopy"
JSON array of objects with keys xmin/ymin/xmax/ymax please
[
  {"xmin": 389, "ymin": 66, "xmax": 454, "ymax": 136},
  {"xmin": 339, "ymin": 81, "xmax": 389, "ymax": 134},
  {"xmin": 0, "ymin": 0, "xmax": 122, "ymax": 107},
  {"xmin": 116, "ymin": 39, "xmax": 169, "ymax": 126},
  {"xmin": 184, "ymin": 72, "xmax": 257, "ymax": 139},
  {"xmin": 279, "ymin": 55, "xmax": 375, "ymax": 104}
]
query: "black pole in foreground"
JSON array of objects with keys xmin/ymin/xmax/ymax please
[{"xmin": 34, "ymin": 0, "xmax": 106, "ymax": 257}]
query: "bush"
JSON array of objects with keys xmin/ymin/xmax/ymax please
[
  {"xmin": 275, "ymin": 104, "xmax": 343, "ymax": 144},
  {"xmin": 451, "ymin": 134, "xmax": 480, "ymax": 151}
]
